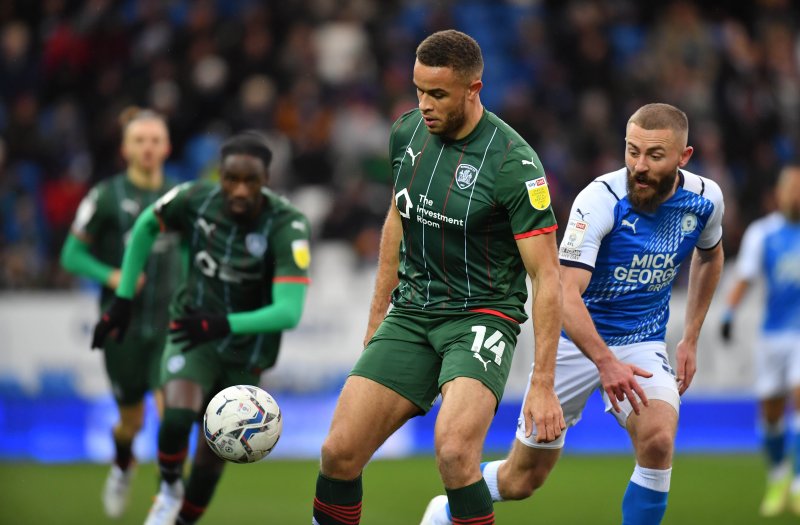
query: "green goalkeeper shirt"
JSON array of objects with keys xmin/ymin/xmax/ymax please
[{"xmin": 389, "ymin": 108, "xmax": 557, "ymax": 323}]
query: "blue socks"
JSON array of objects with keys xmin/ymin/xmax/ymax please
[{"xmin": 621, "ymin": 464, "xmax": 671, "ymax": 525}]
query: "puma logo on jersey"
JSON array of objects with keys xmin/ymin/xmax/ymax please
[
  {"xmin": 473, "ymin": 352, "xmax": 490, "ymax": 372},
  {"xmin": 406, "ymin": 146, "xmax": 422, "ymax": 166},
  {"xmin": 521, "ymin": 158, "xmax": 537, "ymax": 168},
  {"xmin": 197, "ymin": 217, "xmax": 216, "ymax": 237},
  {"xmin": 576, "ymin": 208, "xmax": 589, "ymax": 220},
  {"xmin": 621, "ymin": 217, "xmax": 639, "ymax": 234}
]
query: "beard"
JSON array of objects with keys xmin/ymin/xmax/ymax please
[
  {"xmin": 626, "ymin": 169, "xmax": 678, "ymax": 213},
  {"xmin": 432, "ymin": 102, "xmax": 467, "ymax": 139}
]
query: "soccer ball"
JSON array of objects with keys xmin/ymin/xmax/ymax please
[{"xmin": 203, "ymin": 385, "xmax": 282, "ymax": 463}]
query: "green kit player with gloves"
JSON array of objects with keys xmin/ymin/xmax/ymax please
[
  {"xmin": 92, "ymin": 131, "xmax": 311, "ymax": 525},
  {"xmin": 60, "ymin": 108, "xmax": 181, "ymax": 519}
]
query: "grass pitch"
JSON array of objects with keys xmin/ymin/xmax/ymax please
[{"xmin": 0, "ymin": 454, "xmax": 794, "ymax": 524}]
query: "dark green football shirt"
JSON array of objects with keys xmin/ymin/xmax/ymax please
[
  {"xmin": 154, "ymin": 181, "xmax": 311, "ymax": 366},
  {"xmin": 389, "ymin": 108, "xmax": 557, "ymax": 322},
  {"xmin": 72, "ymin": 173, "xmax": 181, "ymax": 338}
]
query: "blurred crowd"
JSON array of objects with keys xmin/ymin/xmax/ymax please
[{"xmin": 1, "ymin": 0, "xmax": 798, "ymax": 289}]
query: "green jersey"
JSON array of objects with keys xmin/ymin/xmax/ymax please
[
  {"xmin": 72, "ymin": 173, "xmax": 181, "ymax": 338},
  {"xmin": 389, "ymin": 108, "xmax": 557, "ymax": 322},
  {"xmin": 154, "ymin": 180, "xmax": 311, "ymax": 366}
]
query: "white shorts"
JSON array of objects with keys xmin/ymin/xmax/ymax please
[
  {"xmin": 516, "ymin": 337, "xmax": 681, "ymax": 449},
  {"xmin": 754, "ymin": 333, "xmax": 800, "ymax": 399}
]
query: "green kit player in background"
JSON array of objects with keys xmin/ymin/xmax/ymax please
[
  {"xmin": 92, "ymin": 131, "xmax": 312, "ymax": 525},
  {"xmin": 312, "ymin": 30, "xmax": 565, "ymax": 525},
  {"xmin": 60, "ymin": 107, "xmax": 181, "ymax": 519}
]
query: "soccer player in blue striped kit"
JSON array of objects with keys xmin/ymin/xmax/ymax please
[
  {"xmin": 721, "ymin": 165, "xmax": 800, "ymax": 516},
  {"xmin": 422, "ymin": 103, "xmax": 725, "ymax": 525}
]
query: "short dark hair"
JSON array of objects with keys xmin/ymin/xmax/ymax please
[
  {"xmin": 220, "ymin": 131, "xmax": 273, "ymax": 169},
  {"xmin": 416, "ymin": 30, "xmax": 483, "ymax": 81},
  {"xmin": 628, "ymin": 103, "xmax": 689, "ymax": 142}
]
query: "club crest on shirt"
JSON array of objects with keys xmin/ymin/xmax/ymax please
[
  {"xmin": 245, "ymin": 233, "xmax": 268, "ymax": 257},
  {"xmin": 455, "ymin": 164, "xmax": 478, "ymax": 190},
  {"xmin": 681, "ymin": 213, "xmax": 698, "ymax": 233},
  {"xmin": 525, "ymin": 177, "xmax": 551, "ymax": 210},
  {"xmin": 291, "ymin": 239, "xmax": 311, "ymax": 269}
]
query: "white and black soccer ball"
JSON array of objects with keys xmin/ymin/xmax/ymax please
[{"xmin": 203, "ymin": 385, "xmax": 282, "ymax": 463}]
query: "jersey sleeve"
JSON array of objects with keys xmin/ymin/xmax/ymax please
[
  {"xmin": 269, "ymin": 210, "xmax": 312, "ymax": 283},
  {"xmin": 495, "ymin": 145, "xmax": 557, "ymax": 238},
  {"xmin": 558, "ymin": 181, "xmax": 617, "ymax": 270},
  {"xmin": 697, "ymin": 178, "xmax": 724, "ymax": 249},
  {"xmin": 735, "ymin": 220, "xmax": 765, "ymax": 281},
  {"xmin": 71, "ymin": 185, "xmax": 107, "ymax": 240},
  {"xmin": 153, "ymin": 182, "xmax": 194, "ymax": 232}
]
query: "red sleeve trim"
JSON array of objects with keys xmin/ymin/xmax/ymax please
[
  {"xmin": 273, "ymin": 276, "xmax": 311, "ymax": 284},
  {"xmin": 469, "ymin": 308, "xmax": 522, "ymax": 324},
  {"xmin": 514, "ymin": 223, "xmax": 558, "ymax": 240}
]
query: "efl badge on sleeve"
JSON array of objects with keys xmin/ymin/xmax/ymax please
[
  {"xmin": 525, "ymin": 177, "xmax": 551, "ymax": 210},
  {"xmin": 246, "ymin": 233, "xmax": 268, "ymax": 257},
  {"xmin": 291, "ymin": 239, "xmax": 311, "ymax": 269},
  {"xmin": 563, "ymin": 218, "xmax": 588, "ymax": 249}
]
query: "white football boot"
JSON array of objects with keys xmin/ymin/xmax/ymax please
[
  {"xmin": 102, "ymin": 464, "xmax": 135, "ymax": 518},
  {"xmin": 144, "ymin": 480, "xmax": 184, "ymax": 525},
  {"xmin": 420, "ymin": 495, "xmax": 451, "ymax": 525}
]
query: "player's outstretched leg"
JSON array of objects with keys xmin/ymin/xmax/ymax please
[
  {"xmin": 145, "ymin": 407, "xmax": 195, "ymax": 525},
  {"xmin": 102, "ymin": 402, "xmax": 145, "ymax": 518}
]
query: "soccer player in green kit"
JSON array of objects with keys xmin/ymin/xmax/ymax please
[
  {"xmin": 92, "ymin": 131, "xmax": 311, "ymax": 525},
  {"xmin": 60, "ymin": 107, "xmax": 180, "ymax": 519},
  {"xmin": 312, "ymin": 30, "xmax": 565, "ymax": 525}
]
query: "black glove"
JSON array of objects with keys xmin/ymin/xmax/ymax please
[
  {"xmin": 92, "ymin": 297, "xmax": 133, "ymax": 349},
  {"xmin": 170, "ymin": 309, "xmax": 231, "ymax": 353},
  {"xmin": 720, "ymin": 310, "xmax": 734, "ymax": 343}
]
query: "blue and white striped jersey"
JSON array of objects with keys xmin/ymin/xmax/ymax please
[
  {"xmin": 559, "ymin": 168, "xmax": 724, "ymax": 345},
  {"xmin": 735, "ymin": 212, "xmax": 800, "ymax": 333}
]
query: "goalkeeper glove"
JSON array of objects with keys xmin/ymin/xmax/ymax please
[
  {"xmin": 170, "ymin": 308, "xmax": 231, "ymax": 352},
  {"xmin": 91, "ymin": 297, "xmax": 133, "ymax": 349}
]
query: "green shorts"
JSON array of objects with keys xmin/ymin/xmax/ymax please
[
  {"xmin": 104, "ymin": 330, "xmax": 166, "ymax": 406},
  {"xmin": 351, "ymin": 308, "xmax": 521, "ymax": 413},
  {"xmin": 160, "ymin": 337, "xmax": 263, "ymax": 399}
]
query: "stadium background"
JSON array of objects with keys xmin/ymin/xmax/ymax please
[{"xmin": 0, "ymin": 0, "xmax": 798, "ymax": 523}]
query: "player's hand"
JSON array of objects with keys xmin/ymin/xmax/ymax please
[
  {"xmin": 522, "ymin": 381, "xmax": 566, "ymax": 443},
  {"xmin": 91, "ymin": 297, "xmax": 133, "ymax": 349},
  {"xmin": 720, "ymin": 310, "xmax": 733, "ymax": 343},
  {"xmin": 675, "ymin": 339, "xmax": 697, "ymax": 395},
  {"xmin": 105, "ymin": 270, "xmax": 146, "ymax": 294},
  {"xmin": 597, "ymin": 355, "xmax": 652, "ymax": 415},
  {"xmin": 170, "ymin": 308, "xmax": 231, "ymax": 353}
]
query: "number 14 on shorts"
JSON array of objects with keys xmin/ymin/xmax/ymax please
[{"xmin": 470, "ymin": 325, "xmax": 505, "ymax": 368}]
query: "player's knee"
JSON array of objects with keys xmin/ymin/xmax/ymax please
[
  {"xmin": 117, "ymin": 413, "xmax": 144, "ymax": 439},
  {"xmin": 637, "ymin": 428, "xmax": 674, "ymax": 462},
  {"xmin": 320, "ymin": 436, "xmax": 362, "ymax": 478},
  {"xmin": 435, "ymin": 439, "xmax": 476, "ymax": 475}
]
